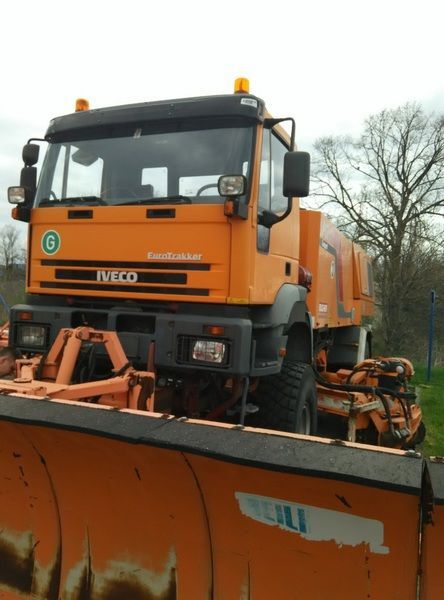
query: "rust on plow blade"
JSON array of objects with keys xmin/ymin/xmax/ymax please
[{"xmin": 0, "ymin": 394, "xmax": 442, "ymax": 599}]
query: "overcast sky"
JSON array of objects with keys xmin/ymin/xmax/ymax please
[{"xmin": 1, "ymin": 0, "xmax": 443, "ymax": 233}]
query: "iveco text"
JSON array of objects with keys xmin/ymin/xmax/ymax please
[{"xmin": 97, "ymin": 271, "xmax": 138, "ymax": 283}]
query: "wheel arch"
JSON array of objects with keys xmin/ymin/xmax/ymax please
[
  {"xmin": 285, "ymin": 316, "xmax": 313, "ymax": 364},
  {"xmin": 250, "ymin": 284, "xmax": 313, "ymax": 375}
]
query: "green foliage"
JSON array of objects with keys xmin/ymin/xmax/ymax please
[
  {"xmin": 313, "ymin": 104, "xmax": 444, "ymax": 361},
  {"xmin": 412, "ymin": 365, "xmax": 444, "ymax": 457}
]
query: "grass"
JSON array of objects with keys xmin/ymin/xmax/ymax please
[{"xmin": 411, "ymin": 365, "xmax": 444, "ymax": 457}]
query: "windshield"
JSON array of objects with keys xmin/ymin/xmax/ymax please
[{"xmin": 35, "ymin": 120, "xmax": 254, "ymax": 207}]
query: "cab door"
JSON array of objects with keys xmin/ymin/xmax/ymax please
[{"xmin": 252, "ymin": 127, "xmax": 299, "ymax": 303}]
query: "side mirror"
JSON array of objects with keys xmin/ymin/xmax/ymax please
[
  {"xmin": 22, "ymin": 143, "xmax": 40, "ymax": 166},
  {"xmin": 20, "ymin": 166, "xmax": 37, "ymax": 201},
  {"xmin": 283, "ymin": 151, "xmax": 310, "ymax": 198},
  {"xmin": 8, "ymin": 141, "xmax": 41, "ymax": 223}
]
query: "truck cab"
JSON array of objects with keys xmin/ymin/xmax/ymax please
[{"xmin": 9, "ymin": 83, "xmax": 312, "ymax": 381}]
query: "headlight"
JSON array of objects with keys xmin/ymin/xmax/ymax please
[
  {"xmin": 176, "ymin": 335, "xmax": 231, "ymax": 367},
  {"xmin": 192, "ymin": 340, "xmax": 226, "ymax": 364},
  {"xmin": 16, "ymin": 325, "xmax": 47, "ymax": 348},
  {"xmin": 8, "ymin": 186, "xmax": 26, "ymax": 205},
  {"xmin": 218, "ymin": 175, "xmax": 246, "ymax": 197}
]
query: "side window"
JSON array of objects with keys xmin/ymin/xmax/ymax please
[
  {"xmin": 257, "ymin": 129, "xmax": 271, "ymax": 252},
  {"xmin": 50, "ymin": 145, "xmax": 67, "ymax": 199},
  {"xmin": 259, "ymin": 129, "xmax": 271, "ymax": 212},
  {"xmin": 257, "ymin": 129, "xmax": 289, "ymax": 252},
  {"xmin": 270, "ymin": 132, "xmax": 288, "ymax": 212}
]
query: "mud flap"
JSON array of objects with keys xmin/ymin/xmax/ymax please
[{"xmin": 0, "ymin": 394, "xmax": 428, "ymax": 599}]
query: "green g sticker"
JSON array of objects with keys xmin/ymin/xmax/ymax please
[{"xmin": 41, "ymin": 230, "xmax": 61, "ymax": 255}]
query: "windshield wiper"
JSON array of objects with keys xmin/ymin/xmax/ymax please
[
  {"xmin": 115, "ymin": 195, "xmax": 192, "ymax": 206},
  {"xmin": 39, "ymin": 196, "xmax": 108, "ymax": 207}
]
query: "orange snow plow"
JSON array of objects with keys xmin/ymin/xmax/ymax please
[
  {"xmin": 0, "ymin": 325, "xmax": 438, "ymax": 599},
  {"xmin": 0, "ymin": 391, "xmax": 442, "ymax": 599}
]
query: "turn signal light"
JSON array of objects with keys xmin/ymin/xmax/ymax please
[
  {"xmin": 18, "ymin": 311, "xmax": 33, "ymax": 321},
  {"xmin": 203, "ymin": 325, "xmax": 225, "ymax": 336},
  {"xmin": 224, "ymin": 199, "xmax": 235, "ymax": 217}
]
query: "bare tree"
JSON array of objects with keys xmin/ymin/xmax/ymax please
[
  {"xmin": 312, "ymin": 104, "xmax": 444, "ymax": 355},
  {"xmin": 0, "ymin": 224, "xmax": 24, "ymax": 280}
]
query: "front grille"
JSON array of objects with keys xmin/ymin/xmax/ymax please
[
  {"xmin": 39, "ymin": 259, "xmax": 212, "ymax": 297},
  {"xmin": 41, "ymin": 281, "xmax": 210, "ymax": 296},
  {"xmin": 41, "ymin": 259, "xmax": 210, "ymax": 271},
  {"xmin": 55, "ymin": 269, "xmax": 186, "ymax": 284}
]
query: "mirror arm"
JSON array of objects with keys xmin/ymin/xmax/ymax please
[
  {"xmin": 290, "ymin": 121, "xmax": 295, "ymax": 151},
  {"xmin": 27, "ymin": 137, "xmax": 46, "ymax": 144},
  {"xmin": 279, "ymin": 196, "xmax": 293, "ymax": 221},
  {"xmin": 258, "ymin": 197, "xmax": 293, "ymax": 229}
]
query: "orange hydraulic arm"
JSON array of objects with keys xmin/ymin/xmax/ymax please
[{"xmin": 4, "ymin": 327, "xmax": 155, "ymax": 411}]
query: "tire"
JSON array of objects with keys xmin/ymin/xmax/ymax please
[
  {"xmin": 254, "ymin": 361, "xmax": 318, "ymax": 435},
  {"xmin": 403, "ymin": 421, "xmax": 426, "ymax": 449}
]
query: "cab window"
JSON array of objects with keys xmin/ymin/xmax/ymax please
[{"xmin": 257, "ymin": 129, "xmax": 289, "ymax": 252}]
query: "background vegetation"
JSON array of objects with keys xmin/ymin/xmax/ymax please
[
  {"xmin": 312, "ymin": 103, "xmax": 444, "ymax": 361},
  {"xmin": 311, "ymin": 101, "xmax": 444, "ymax": 456},
  {"xmin": 0, "ymin": 224, "xmax": 25, "ymax": 322}
]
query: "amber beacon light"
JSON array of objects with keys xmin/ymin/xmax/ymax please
[
  {"xmin": 234, "ymin": 77, "xmax": 250, "ymax": 93},
  {"xmin": 75, "ymin": 98, "xmax": 90, "ymax": 112}
]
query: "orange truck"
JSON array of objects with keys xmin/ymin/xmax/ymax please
[
  {"xmin": 7, "ymin": 79, "xmax": 420, "ymax": 447},
  {"xmin": 0, "ymin": 79, "xmax": 441, "ymax": 599}
]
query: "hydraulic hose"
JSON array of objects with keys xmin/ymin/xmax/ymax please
[
  {"xmin": 314, "ymin": 365, "xmax": 416, "ymax": 401},
  {"xmin": 313, "ymin": 366, "xmax": 398, "ymax": 434}
]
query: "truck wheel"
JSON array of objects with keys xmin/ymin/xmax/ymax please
[
  {"xmin": 403, "ymin": 421, "xmax": 426, "ymax": 449},
  {"xmin": 254, "ymin": 361, "xmax": 318, "ymax": 435}
]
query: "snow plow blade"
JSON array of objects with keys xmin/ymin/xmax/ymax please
[
  {"xmin": 420, "ymin": 459, "xmax": 444, "ymax": 599},
  {"xmin": 0, "ymin": 393, "xmax": 440, "ymax": 599}
]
